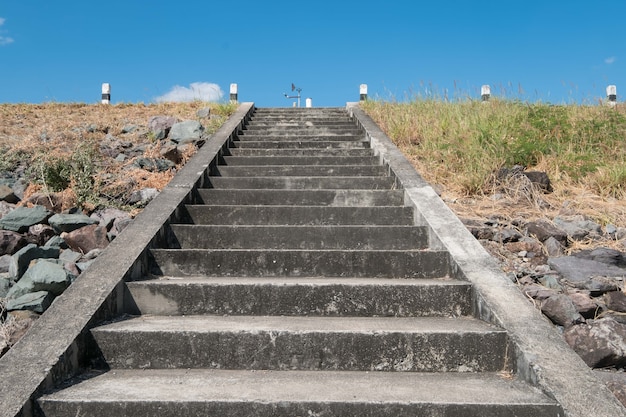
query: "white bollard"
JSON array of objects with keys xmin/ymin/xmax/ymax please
[
  {"xmin": 101, "ymin": 83, "xmax": 111, "ymax": 105},
  {"xmin": 360, "ymin": 84, "xmax": 368, "ymax": 101},
  {"xmin": 607, "ymin": 85, "xmax": 617, "ymax": 106},
  {"xmin": 230, "ymin": 83, "xmax": 238, "ymax": 102},
  {"xmin": 305, "ymin": 98, "xmax": 312, "ymax": 108},
  {"xmin": 481, "ymin": 85, "xmax": 491, "ymax": 101}
]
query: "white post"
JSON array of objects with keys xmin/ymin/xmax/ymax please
[
  {"xmin": 481, "ymin": 85, "xmax": 491, "ymax": 102},
  {"xmin": 230, "ymin": 83, "xmax": 238, "ymax": 102},
  {"xmin": 360, "ymin": 84, "xmax": 368, "ymax": 101},
  {"xmin": 305, "ymin": 98, "xmax": 312, "ymax": 108},
  {"xmin": 607, "ymin": 85, "xmax": 617, "ymax": 107},
  {"xmin": 101, "ymin": 83, "xmax": 111, "ymax": 105}
]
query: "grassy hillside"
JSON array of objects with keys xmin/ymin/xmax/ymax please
[{"xmin": 362, "ymin": 100, "xmax": 626, "ymax": 228}]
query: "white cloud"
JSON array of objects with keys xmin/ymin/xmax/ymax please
[
  {"xmin": 0, "ymin": 17, "xmax": 13, "ymax": 45},
  {"xmin": 155, "ymin": 82, "xmax": 223, "ymax": 103},
  {"xmin": 605, "ymin": 56, "xmax": 616, "ymax": 65}
]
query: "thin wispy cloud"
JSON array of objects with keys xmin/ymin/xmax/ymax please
[
  {"xmin": 155, "ymin": 82, "xmax": 223, "ymax": 103},
  {"xmin": 605, "ymin": 56, "xmax": 616, "ymax": 65},
  {"xmin": 0, "ymin": 17, "xmax": 14, "ymax": 46}
]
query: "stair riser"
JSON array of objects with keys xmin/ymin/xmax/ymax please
[
  {"xmin": 92, "ymin": 330, "xmax": 507, "ymax": 372},
  {"xmin": 150, "ymin": 249, "xmax": 450, "ymax": 278},
  {"xmin": 232, "ymin": 141, "xmax": 369, "ymax": 149},
  {"xmin": 183, "ymin": 206, "xmax": 415, "ymax": 226},
  {"xmin": 37, "ymin": 401, "xmax": 564, "ymax": 417},
  {"xmin": 236, "ymin": 135, "xmax": 365, "ymax": 141},
  {"xmin": 241, "ymin": 128, "xmax": 362, "ymax": 135},
  {"xmin": 196, "ymin": 189, "xmax": 404, "ymax": 206},
  {"xmin": 127, "ymin": 281, "xmax": 473, "ymax": 317},
  {"xmin": 227, "ymin": 148, "xmax": 374, "ymax": 157},
  {"xmin": 168, "ymin": 225, "xmax": 427, "ymax": 250},
  {"xmin": 208, "ymin": 176, "xmax": 395, "ymax": 190},
  {"xmin": 221, "ymin": 156, "xmax": 379, "ymax": 166},
  {"xmin": 246, "ymin": 122, "xmax": 357, "ymax": 128},
  {"xmin": 215, "ymin": 165, "xmax": 387, "ymax": 177}
]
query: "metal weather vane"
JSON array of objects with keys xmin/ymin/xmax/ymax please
[{"xmin": 283, "ymin": 83, "xmax": 302, "ymax": 107}]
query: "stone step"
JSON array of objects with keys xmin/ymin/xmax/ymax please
[
  {"xmin": 208, "ymin": 176, "xmax": 395, "ymax": 190},
  {"xmin": 182, "ymin": 205, "xmax": 415, "ymax": 226},
  {"xmin": 149, "ymin": 248, "xmax": 450, "ymax": 278},
  {"xmin": 215, "ymin": 165, "xmax": 387, "ymax": 177},
  {"xmin": 221, "ymin": 155, "xmax": 379, "ymax": 166},
  {"xmin": 126, "ymin": 277, "xmax": 473, "ymax": 317},
  {"xmin": 196, "ymin": 189, "xmax": 404, "ymax": 206},
  {"xmin": 227, "ymin": 148, "xmax": 374, "ymax": 157},
  {"xmin": 231, "ymin": 140, "xmax": 370, "ymax": 149},
  {"xmin": 168, "ymin": 225, "xmax": 428, "ymax": 250},
  {"xmin": 245, "ymin": 121, "xmax": 357, "ymax": 128},
  {"xmin": 37, "ymin": 370, "xmax": 563, "ymax": 417},
  {"xmin": 236, "ymin": 134, "xmax": 365, "ymax": 141},
  {"xmin": 90, "ymin": 315, "xmax": 507, "ymax": 372},
  {"xmin": 242, "ymin": 126, "xmax": 362, "ymax": 135}
]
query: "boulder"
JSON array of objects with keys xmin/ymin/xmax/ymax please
[
  {"xmin": 62, "ymin": 224, "xmax": 109, "ymax": 254},
  {"xmin": 604, "ymin": 291, "xmax": 626, "ymax": 313},
  {"xmin": 6, "ymin": 260, "xmax": 73, "ymax": 299},
  {"xmin": 540, "ymin": 294, "xmax": 584, "ymax": 327},
  {"xmin": 0, "ymin": 184, "xmax": 19, "ymax": 204},
  {"xmin": 90, "ymin": 208, "xmax": 132, "ymax": 239},
  {"xmin": 0, "ymin": 230, "xmax": 27, "ymax": 256},
  {"xmin": 5, "ymin": 291, "xmax": 53, "ymax": 313},
  {"xmin": 26, "ymin": 224, "xmax": 56, "ymax": 246},
  {"xmin": 563, "ymin": 318, "xmax": 626, "ymax": 368},
  {"xmin": 0, "ymin": 205, "xmax": 52, "ymax": 233},
  {"xmin": 196, "ymin": 107, "xmax": 211, "ymax": 119},
  {"xmin": 148, "ymin": 116, "xmax": 178, "ymax": 140},
  {"xmin": 0, "ymin": 255, "xmax": 12, "ymax": 273},
  {"xmin": 554, "ymin": 216, "xmax": 602, "ymax": 241},
  {"xmin": 128, "ymin": 188, "xmax": 159, "ymax": 206},
  {"xmin": 574, "ymin": 248, "xmax": 626, "ymax": 267},
  {"xmin": 569, "ymin": 292, "xmax": 601, "ymax": 318},
  {"xmin": 44, "ymin": 235, "xmax": 68, "ymax": 250},
  {"xmin": 169, "ymin": 121, "xmax": 204, "ymax": 144},
  {"xmin": 0, "ymin": 276, "xmax": 11, "ymax": 297},
  {"xmin": 9, "ymin": 243, "xmax": 60, "ymax": 279},
  {"xmin": 525, "ymin": 220, "xmax": 568, "ymax": 245},
  {"xmin": 548, "ymin": 256, "xmax": 626, "ymax": 284},
  {"xmin": 543, "ymin": 236, "xmax": 565, "ymax": 257},
  {"xmin": 133, "ymin": 157, "xmax": 175, "ymax": 172},
  {"xmin": 48, "ymin": 213, "xmax": 98, "ymax": 233}
]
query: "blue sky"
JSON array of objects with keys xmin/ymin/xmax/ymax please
[{"xmin": 0, "ymin": 1, "xmax": 623, "ymax": 107}]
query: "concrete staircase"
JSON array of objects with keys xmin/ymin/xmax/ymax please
[{"xmin": 38, "ymin": 108, "xmax": 562, "ymax": 416}]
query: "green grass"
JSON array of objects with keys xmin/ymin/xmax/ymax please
[{"xmin": 361, "ymin": 99, "xmax": 626, "ymax": 198}]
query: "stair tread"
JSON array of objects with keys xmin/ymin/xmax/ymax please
[
  {"xmin": 39, "ymin": 369, "xmax": 558, "ymax": 406},
  {"xmin": 94, "ymin": 315, "xmax": 500, "ymax": 334}
]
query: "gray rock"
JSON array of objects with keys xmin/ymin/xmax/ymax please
[
  {"xmin": 26, "ymin": 224, "xmax": 56, "ymax": 246},
  {"xmin": 160, "ymin": 145, "xmax": 182, "ymax": 164},
  {"xmin": 554, "ymin": 216, "xmax": 602, "ymax": 241},
  {"xmin": 76, "ymin": 260, "xmax": 95, "ymax": 272},
  {"xmin": 0, "ymin": 201, "xmax": 15, "ymax": 218},
  {"xmin": 6, "ymin": 260, "xmax": 73, "ymax": 299},
  {"xmin": 169, "ymin": 121, "xmax": 204, "ymax": 144},
  {"xmin": 593, "ymin": 370, "xmax": 626, "ymax": 407},
  {"xmin": 521, "ymin": 283, "xmax": 558, "ymax": 300},
  {"xmin": 604, "ymin": 291, "xmax": 626, "ymax": 313},
  {"xmin": 606, "ymin": 224, "xmax": 618, "ymax": 235},
  {"xmin": 537, "ymin": 275, "xmax": 562, "ymax": 290},
  {"xmin": 62, "ymin": 224, "xmax": 109, "ymax": 254},
  {"xmin": 0, "ymin": 184, "xmax": 19, "ymax": 204},
  {"xmin": 543, "ymin": 236, "xmax": 565, "ymax": 257},
  {"xmin": 574, "ymin": 248, "xmax": 626, "ymax": 267},
  {"xmin": 0, "ymin": 255, "xmax": 12, "ymax": 273},
  {"xmin": 5, "ymin": 291, "xmax": 53, "ymax": 313},
  {"xmin": 569, "ymin": 292, "xmax": 601, "ymax": 319},
  {"xmin": 525, "ymin": 220, "xmax": 568, "ymax": 244},
  {"xmin": 133, "ymin": 157, "xmax": 175, "ymax": 172},
  {"xmin": 563, "ymin": 318, "xmax": 626, "ymax": 368},
  {"xmin": 121, "ymin": 125, "xmax": 139, "ymax": 134},
  {"xmin": 0, "ymin": 276, "xmax": 11, "ymax": 297},
  {"xmin": 548, "ymin": 256, "xmax": 626, "ymax": 283},
  {"xmin": 148, "ymin": 115, "xmax": 178, "ymax": 132},
  {"xmin": 11, "ymin": 179, "xmax": 26, "ymax": 200},
  {"xmin": 48, "ymin": 213, "xmax": 98, "ymax": 233},
  {"xmin": 196, "ymin": 107, "xmax": 211, "ymax": 119},
  {"xmin": 9, "ymin": 243, "xmax": 60, "ymax": 279},
  {"xmin": 44, "ymin": 235, "xmax": 68, "ymax": 250},
  {"xmin": 128, "ymin": 188, "xmax": 159, "ymax": 205},
  {"xmin": 0, "ymin": 205, "xmax": 52, "ymax": 233},
  {"xmin": 90, "ymin": 208, "xmax": 132, "ymax": 239},
  {"xmin": 59, "ymin": 249, "xmax": 82, "ymax": 264},
  {"xmin": 540, "ymin": 294, "xmax": 585, "ymax": 327},
  {"xmin": 493, "ymin": 228, "xmax": 522, "ymax": 243},
  {"xmin": 0, "ymin": 230, "xmax": 27, "ymax": 256}
]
